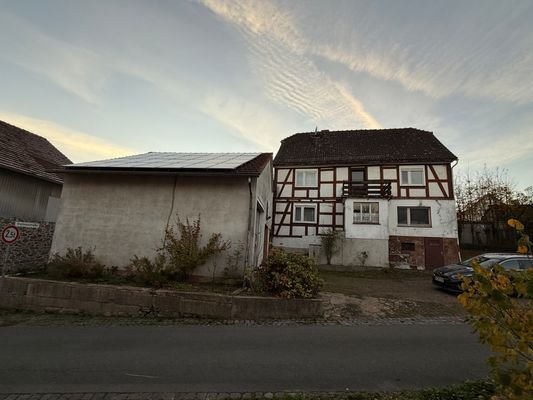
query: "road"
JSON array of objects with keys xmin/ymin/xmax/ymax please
[{"xmin": 0, "ymin": 324, "xmax": 489, "ymax": 393}]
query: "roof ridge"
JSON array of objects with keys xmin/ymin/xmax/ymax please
[{"xmin": 282, "ymin": 127, "xmax": 433, "ymax": 142}]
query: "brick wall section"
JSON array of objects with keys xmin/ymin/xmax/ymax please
[
  {"xmin": 0, "ymin": 217, "xmax": 55, "ymax": 273},
  {"xmin": 389, "ymin": 236, "xmax": 426, "ymax": 269},
  {"xmin": 389, "ymin": 236, "xmax": 460, "ymax": 269},
  {"xmin": 0, "ymin": 277, "xmax": 324, "ymax": 320},
  {"xmin": 443, "ymin": 237, "xmax": 460, "ymax": 265}
]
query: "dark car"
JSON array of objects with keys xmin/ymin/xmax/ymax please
[{"xmin": 432, "ymin": 253, "xmax": 533, "ymax": 293}]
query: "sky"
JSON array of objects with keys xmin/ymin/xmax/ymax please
[{"xmin": 1, "ymin": 0, "xmax": 532, "ymax": 190}]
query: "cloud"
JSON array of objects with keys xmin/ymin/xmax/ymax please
[
  {"xmin": 0, "ymin": 12, "xmax": 111, "ymax": 104},
  {"xmin": 0, "ymin": 112, "xmax": 137, "ymax": 162},
  {"xmin": 201, "ymin": 0, "xmax": 381, "ymax": 129},
  {"xmin": 456, "ymin": 128, "xmax": 533, "ymax": 168}
]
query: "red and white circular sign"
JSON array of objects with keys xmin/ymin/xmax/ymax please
[{"xmin": 1, "ymin": 225, "xmax": 20, "ymax": 244}]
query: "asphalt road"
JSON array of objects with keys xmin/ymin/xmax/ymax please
[{"xmin": 0, "ymin": 324, "xmax": 489, "ymax": 393}]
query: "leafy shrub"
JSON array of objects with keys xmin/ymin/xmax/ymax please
[
  {"xmin": 320, "ymin": 228, "xmax": 340, "ymax": 265},
  {"xmin": 47, "ymin": 247, "xmax": 105, "ymax": 279},
  {"xmin": 163, "ymin": 216, "xmax": 230, "ymax": 280},
  {"xmin": 129, "ymin": 254, "xmax": 170, "ymax": 288},
  {"xmin": 252, "ymin": 249, "xmax": 322, "ymax": 298},
  {"xmin": 458, "ymin": 219, "xmax": 533, "ymax": 400}
]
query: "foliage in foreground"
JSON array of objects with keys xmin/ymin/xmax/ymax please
[
  {"xmin": 251, "ymin": 249, "xmax": 322, "ymax": 298},
  {"xmin": 458, "ymin": 219, "xmax": 533, "ymax": 400}
]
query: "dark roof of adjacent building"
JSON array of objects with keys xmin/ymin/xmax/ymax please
[
  {"xmin": 62, "ymin": 152, "xmax": 272, "ymax": 177},
  {"xmin": 273, "ymin": 128, "xmax": 457, "ymax": 166},
  {"xmin": 0, "ymin": 119, "xmax": 72, "ymax": 184}
]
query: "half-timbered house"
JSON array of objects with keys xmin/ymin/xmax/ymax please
[{"xmin": 272, "ymin": 128, "xmax": 460, "ymax": 269}]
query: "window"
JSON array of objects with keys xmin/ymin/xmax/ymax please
[
  {"xmin": 353, "ymin": 202, "xmax": 379, "ymax": 224},
  {"xmin": 294, "ymin": 204, "xmax": 317, "ymax": 223},
  {"xmin": 397, "ymin": 206, "xmax": 431, "ymax": 226},
  {"xmin": 295, "ymin": 169, "xmax": 318, "ymax": 187},
  {"xmin": 500, "ymin": 259, "xmax": 521, "ymax": 271},
  {"xmin": 401, "ymin": 242, "xmax": 415, "ymax": 251},
  {"xmin": 400, "ymin": 166, "xmax": 425, "ymax": 186}
]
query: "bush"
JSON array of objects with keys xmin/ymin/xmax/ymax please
[
  {"xmin": 320, "ymin": 228, "xmax": 340, "ymax": 265},
  {"xmin": 47, "ymin": 247, "xmax": 105, "ymax": 280},
  {"xmin": 129, "ymin": 254, "xmax": 170, "ymax": 288},
  {"xmin": 252, "ymin": 249, "xmax": 322, "ymax": 298},
  {"xmin": 458, "ymin": 219, "xmax": 533, "ymax": 400},
  {"xmin": 163, "ymin": 216, "xmax": 230, "ymax": 280}
]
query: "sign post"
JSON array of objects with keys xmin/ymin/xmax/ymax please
[{"xmin": 1, "ymin": 225, "xmax": 20, "ymax": 278}]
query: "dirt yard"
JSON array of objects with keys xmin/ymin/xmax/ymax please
[{"xmin": 320, "ymin": 268, "xmax": 466, "ymax": 320}]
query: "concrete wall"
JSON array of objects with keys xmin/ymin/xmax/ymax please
[
  {"xmin": 51, "ymin": 174, "xmax": 253, "ymax": 277},
  {"xmin": 0, "ymin": 277, "xmax": 323, "ymax": 320},
  {"xmin": 0, "ymin": 217, "xmax": 55, "ymax": 273},
  {"xmin": 0, "ymin": 168, "xmax": 62, "ymax": 222},
  {"xmin": 310, "ymin": 237, "xmax": 389, "ymax": 268}
]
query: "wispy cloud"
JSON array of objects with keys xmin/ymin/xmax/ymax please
[
  {"xmin": 0, "ymin": 12, "xmax": 111, "ymax": 104},
  {"xmin": 201, "ymin": 0, "xmax": 381, "ymax": 129},
  {"xmin": 0, "ymin": 112, "xmax": 137, "ymax": 162}
]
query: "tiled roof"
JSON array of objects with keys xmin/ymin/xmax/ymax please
[
  {"xmin": 64, "ymin": 152, "xmax": 272, "ymax": 177},
  {"xmin": 0, "ymin": 120, "xmax": 72, "ymax": 184},
  {"xmin": 273, "ymin": 128, "xmax": 457, "ymax": 166}
]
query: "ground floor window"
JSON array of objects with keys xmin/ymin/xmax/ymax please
[
  {"xmin": 353, "ymin": 202, "xmax": 379, "ymax": 224},
  {"xmin": 293, "ymin": 204, "xmax": 317, "ymax": 223},
  {"xmin": 397, "ymin": 206, "xmax": 431, "ymax": 226}
]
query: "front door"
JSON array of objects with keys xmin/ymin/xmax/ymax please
[{"xmin": 424, "ymin": 238, "xmax": 444, "ymax": 268}]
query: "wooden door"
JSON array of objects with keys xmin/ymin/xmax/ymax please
[{"xmin": 424, "ymin": 238, "xmax": 444, "ymax": 268}]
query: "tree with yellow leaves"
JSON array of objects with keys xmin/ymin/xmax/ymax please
[{"xmin": 458, "ymin": 219, "xmax": 532, "ymax": 400}]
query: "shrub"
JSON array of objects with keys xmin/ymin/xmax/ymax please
[
  {"xmin": 129, "ymin": 254, "xmax": 170, "ymax": 288},
  {"xmin": 458, "ymin": 219, "xmax": 533, "ymax": 400},
  {"xmin": 253, "ymin": 249, "xmax": 322, "ymax": 298},
  {"xmin": 163, "ymin": 216, "xmax": 230, "ymax": 280},
  {"xmin": 47, "ymin": 247, "xmax": 105, "ymax": 280},
  {"xmin": 320, "ymin": 228, "xmax": 340, "ymax": 265}
]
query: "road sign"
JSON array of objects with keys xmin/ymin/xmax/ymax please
[
  {"xmin": 1, "ymin": 225, "xmax": 20, "ymax": 244},
  {"xmin": 15, "ymin": 221, "xmax": 40, "ymax": 229}
]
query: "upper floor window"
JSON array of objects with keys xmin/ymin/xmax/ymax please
[
  {"xmin": 293, "ymin": 203, "xmax": 317, "ymax": 223},
  {"xmin": 353, "ymin": 202, "xmax": 379, "ymax": 224},
  {"xmin": 295, "ymin": 169, "xmax": 318, "ymax": 187},
  {"xmin": 398, "ymin": 206, "xmax": 431, "ymax": 227},
  {"xmin": 400, "ymin": 166, "xmax": 425, "ymax": 186}
]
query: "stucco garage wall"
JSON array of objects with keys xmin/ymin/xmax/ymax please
[{"xmin": 51, "ymin": 174, "xmax": 250, "ymax": 277}]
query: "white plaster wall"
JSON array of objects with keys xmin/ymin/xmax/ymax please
[
  {"xmin": 344, "ymin": 198, "xmax": 389, "ymax": 240},
  {"xmin": 388, "ymin": 199, "xmax": 458, "ymax": 238},
  {"xmin": 272, "ymin": 235, "xmax": 321, "ymax": 249},
  {"xmin": 52, "ymin": 174, "xmax": 251, "ymax": 277},
  {"xmin": 367, "ymin": 166, "xmax": 380, "ymax": 180},
  {"xmin": 331, "ymin": 238, "xmax": 389, "ymax": 267}
]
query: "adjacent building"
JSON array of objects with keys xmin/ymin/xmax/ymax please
[
  {"xmin": 0, "ymin": 120, "xmax": 71, "ymax": 222},
  {"xmin": 0, "ymin": 120, "xmax": 72, "ymax": 272},
  {"xmin": 272, "ymin": 128, "xmax": 460, "ymax": 269},
  {"xmin": 51, "ymin": 152, "xmax": 273, "ymax": 278}
]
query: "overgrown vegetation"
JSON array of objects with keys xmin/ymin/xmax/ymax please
[
  {"xmin": 47, "ymin": 247, "xmax": 107, "ymax": 280},
  {"xmin": 250, "ymin": 249, "xmax": 322, "ymax": 298},
  {"xmin": 320, "ymin": 228, "xmax": 340, "ymax": 265},
  {"xmin": 458, "ymin": 219, "xmax": 533, "ymax": 400},
  {"xmin": 162, "ymin": 216, "xmax": 230, "ymax": 280}
]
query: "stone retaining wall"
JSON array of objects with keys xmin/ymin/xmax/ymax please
[
  {"xmin": 0, "ymin": 217, "xmax": 55, "ymax": 273},
  {"xmin": 0, "ymin": 277, "xmax": 324, "ymax": 320}
]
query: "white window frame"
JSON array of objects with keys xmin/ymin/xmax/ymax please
[
  {"xmin": 295, "ymin": 169, "xmax": 318, "ymax": 188},
  {"xmin": 399, "ymin": 166, "xmax": 425, "ymax": 186},
  {"xmin": 353, "ymin": 202, "xmax": 380, "ymax": 224},
  {"xmin": 397, "ymin": 206, "xmax": 431, "ymax": 227},
  {"xmin": 293, "ymin": 203, "xmax": 317, "ymax": 224}
]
